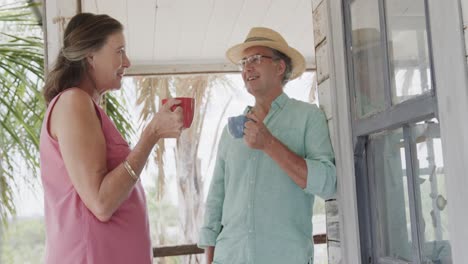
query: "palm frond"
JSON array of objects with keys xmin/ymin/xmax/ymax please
[
  {"xmin": 131, "ymin": 74, "xmax": 242, "ymax": 263},
  {"xmin": 0, "ymin": 1, "xmax": 44, "ymax": 224},
  {"xmin": 134, "ymin": 76, "xmax": 171, "ymax": 200},
  {"xmin": 0, "ymin": 2, "xmax": 41, "ymax": 25},
  {"xmin": 102, "ymin": 93, "xmax": 135, "ymax": 143}
]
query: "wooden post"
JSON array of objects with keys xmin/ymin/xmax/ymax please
[{"xmin": 43, "ymin": 0, "xmax": 80, "ymax": 72}]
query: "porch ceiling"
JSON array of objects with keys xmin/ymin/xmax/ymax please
[{"xmin": 81, "ymin": 0, "xmax": 316, "ymax": 75}]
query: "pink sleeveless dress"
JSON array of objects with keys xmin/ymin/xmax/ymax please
[{"xmin": 40, "ymin": 89, "xmax": 152, "ymax": 264}]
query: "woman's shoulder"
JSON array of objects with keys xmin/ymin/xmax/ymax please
[
  {"xmin": 47, "ymin": 88, "xmax": 100, "ymax": 140},
  {"xmin": 51, "ymin": 88, "xmax": 98, "ymax": 121},
  {"xmin": 54, "ymin": 88, "xmax": 93, "ymax": 109},
  {"xmin": 59, "ymin": 87, "xmax": 92, "ymax": 101}
]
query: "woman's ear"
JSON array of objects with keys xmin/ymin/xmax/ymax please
[{"xmin": 86, "ymin": 55, "xmax": 95, "ymax": 69}]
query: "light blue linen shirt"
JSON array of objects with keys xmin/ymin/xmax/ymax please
[{"xmin": 198, "ymin": 93, "xmax": 336, "ymax": 264}]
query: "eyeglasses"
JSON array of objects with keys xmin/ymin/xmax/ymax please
[{"xmin": 237, "ymin": 54, "xmax": 275, "ymax": 70}]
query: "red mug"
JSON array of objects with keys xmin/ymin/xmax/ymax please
[{"xmin": 161, "ymin": 97, "xmax": 195, "ymax": 128}]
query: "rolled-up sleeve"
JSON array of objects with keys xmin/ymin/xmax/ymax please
[
  {"xmin": 303, "ymin": 108, "xmax": 337, "ymax": 200},
  {"xmin": 198, "ymin": 129, "xmax": 228, "ymax": 248}
]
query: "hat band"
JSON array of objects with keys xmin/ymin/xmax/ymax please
[{"xmin": 244, "ymin": 37, "xmax": 274, "ymax": 43}]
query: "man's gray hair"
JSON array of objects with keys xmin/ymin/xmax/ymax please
[{"xmin": 271, "ymin": 48, "xmax": 293, "ymax": 86}]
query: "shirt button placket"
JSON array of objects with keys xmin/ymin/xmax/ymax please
[{"xmin": 247, "ymin": 154, "xmax": 257, "ymax": 264}]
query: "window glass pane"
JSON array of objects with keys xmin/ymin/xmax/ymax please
[
  {"xmin": 350, "ymin": 0, "xmax": 386, "ymax": 118},
  {"xmin": 385, "ymin": 0, "xmax": 432, "ymax": 104},
  {"xmin": 369, "ymin": 128, "xmax": 412, "ymax": 261},
  {"xmin": 410, "ymin": 120, "xmax": 452, "ymax": 263}
]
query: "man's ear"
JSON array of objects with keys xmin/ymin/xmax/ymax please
[{"xmin": 276, "ymin": 59, "xmax": 286, "ymax": 77}]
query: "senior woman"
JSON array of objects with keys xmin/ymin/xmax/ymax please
[{"xmin": 40, "ymin": 13, "xmax": 183, "ymax": 264}]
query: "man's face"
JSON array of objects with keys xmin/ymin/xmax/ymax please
[{"xmin": 240, "ymin": 46, "xmax": 283, "ymax": 97}]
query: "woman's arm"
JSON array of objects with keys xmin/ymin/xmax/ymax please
[{"xmin": 51, "ymin": 89, "xmax": 183, "ymax": 221}]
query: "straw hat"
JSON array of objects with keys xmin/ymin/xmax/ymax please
[{"xmin": 226, "ymin": 27, "xmax": 306, "ymax": 80}]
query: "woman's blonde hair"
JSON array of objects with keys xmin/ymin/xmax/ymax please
[{"xmin": 43, "ymin": 13, "xmax": 123, "ymax": 104}]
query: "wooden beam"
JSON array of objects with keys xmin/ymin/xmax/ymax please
[
  {"xmin": 313, "ymin": 233, "xmax": 327, "ymax": 244},
  {"xmin": 125, "ymin": 61, "xmax": 317, "ymax": 76},
  {"xmin": 152, "ymin": 234, "xmax": 328, "ymax": 258},
  {"xmin": 153, "ymin": 244, "xmax": 203, "ymax": 258}
]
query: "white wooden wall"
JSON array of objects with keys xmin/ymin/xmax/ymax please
[
  {"xmin": 311, "ymin": 0, "xmax": 362, "ymax": 263},
  {"xmin": 461, "ymin": 0, "xmax": 468, "ymax": 62},
  {"xmin": 43, "ymin": 0, "xmax": 79, "ymax": 71}
]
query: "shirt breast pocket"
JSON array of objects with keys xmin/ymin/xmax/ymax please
[{"xmin": 272, "ymin": 127, "xmax": 304, "ymax": 157}]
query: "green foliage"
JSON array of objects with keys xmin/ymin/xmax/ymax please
[
  {"xmin": 146, "ymin": 184, "xmax": 182, "ymax": 264},
  {"xmin": 0, "ymin": 217, "xmax": 46, "ymax": 264},
  {"xmin": 102, "ymin": 91, "xmax": 135, "ymax": 143},
  {"xmin": 0, "ymin": 0, "xmax": 44, "ymax": 224}
]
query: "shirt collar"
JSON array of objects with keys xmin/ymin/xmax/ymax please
[
  {"xmin": 271, "ymin": 92, "xmax": 289, "ymax": 110},
  {"xmin": 243, "ymin": 92, "xmax": 290, "ymax": 114}
]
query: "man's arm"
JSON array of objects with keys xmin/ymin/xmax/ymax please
[
  {"xmin": 263, "ymin": 136, "xmax": 308, "ymax": 188},
  {"xmin": 198, "ymin": 129, "xmax": 229, "ymax": 262},
  {"xmin": 244, "ymin": 112, "xmax": 307, "ymax": 188},
  {"xmin": 244, "ymin": 109, "xmax": 336, "ymax": 198},
  {"xmin": 205, "ymin": 246, "xmax": 215, "ymax": 264}
]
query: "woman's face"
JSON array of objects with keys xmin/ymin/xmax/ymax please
[{"xmin": 89, "ymin": 32, "xmax": 131, "ymax": 93}]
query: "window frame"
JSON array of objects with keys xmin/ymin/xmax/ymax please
[
  {"xmin": 324, "ymin": 0, "xmax": 468, "ymax": 262},
  {"xmin": 343, "ymin": 0, "xmax": 442, "ymax": 263}
]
